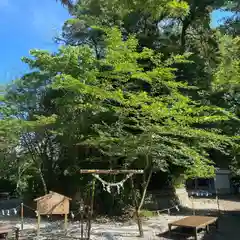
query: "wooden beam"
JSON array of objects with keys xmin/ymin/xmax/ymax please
[{"xmin": 79, "ymin": 169, "xmax": 144, "ymax": 174}]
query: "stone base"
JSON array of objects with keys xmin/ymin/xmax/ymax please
[
  {"xmin": 143, "ymin": 188, "xmax": 191, "ymax": 210},
  {"xmin": 174, "ymin": 188, "xmax": 192, "ymax": 208}
]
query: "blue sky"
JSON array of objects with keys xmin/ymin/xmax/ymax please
[
  {"xmin": 0, "ymin": 0, "xmax": 70, "ymax": 84},
  {"xmin": 211, "ymin": 9, "xmax": 234, "ymax": 27},
  {"xmin": 0, "ymin": 1, "xmax": 233, "ymax": 84}
]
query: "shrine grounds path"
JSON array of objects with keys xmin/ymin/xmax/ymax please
[{"xmin": 0, "ymin": 195, "xmax": 239, "ymax": 239}]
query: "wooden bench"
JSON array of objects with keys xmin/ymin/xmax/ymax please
[
  {"xmin": 168, "ymin": 215, "xmax": 218, "ymax": 240},
  {"xmin": 0, "ymin": 226, "xmax": 19, "ymax": 240}
]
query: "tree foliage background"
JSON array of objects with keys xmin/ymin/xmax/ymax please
[{"xmin": 0, "ymin": 0, "xmax": 240, "ymax": 214}]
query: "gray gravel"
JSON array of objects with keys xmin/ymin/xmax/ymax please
[{"xmin": 0, "ymin": 197, "xmax": 239, "ymax": 239}]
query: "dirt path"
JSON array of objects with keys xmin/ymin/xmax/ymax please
[
  {"xmin": 0, "ymin": 196, "xmax": 239, "ymax": 239},
  {"xmin": 193, "ymin": 196, "xmax": 240, "ymax": 212},
  {"xmin": 200, "ymin": 215, "xmax": 240, "ymax": 240}
]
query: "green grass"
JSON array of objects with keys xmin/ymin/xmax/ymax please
[{"xmin": 139, "ymin": 209, "xmax": 157, "ymax": 218}]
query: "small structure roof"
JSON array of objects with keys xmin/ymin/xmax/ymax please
[{"xmin": 34, "ymin": 191, "xmax": 72, "ymax": 202}]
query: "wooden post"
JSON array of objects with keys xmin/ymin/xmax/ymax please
[
  {"xmin": 37, "ymin": 212, "xmax": 41, "ymax": 237},
  {"xmin": 191, "ymin": 196, "xmax": 195, "ymax": 215},
  {"xmin": 80, "ymin": 199, "xmax": 84, "ymax": 240},
  {"xmin": 216, "ymin": 189, "xmax": 220, "ymax": 215},
  {"xmin": 64, "ymin": 213, "xmax": 68, "ymax": 231},
  {"xmin": 21, "ymin": 203, "xmax": 24, "ymax": 230},
  {"xmin": 214, "ymin": 177, "xmax": 221, "ymax": 216},
  {"xmin": 87, "ymin": 179, "xmax": 96, "ymax": 240}
]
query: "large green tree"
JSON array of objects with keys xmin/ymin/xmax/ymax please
[
  {"xmin": 58, "ymin": 0, "xmax": 232, "ymax": 93},
  {"xmin": 1, "ymin": 27, "xmax": 238, "ymax": 194},
  {"xmin": 211, "ymin": 34, "xmax": 240, "ymax": 174}
]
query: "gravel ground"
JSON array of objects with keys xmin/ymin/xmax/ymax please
[
  {"xmin": 0, "ymin": 197, "xmax": 239, "ymax": 239},
  {"xmin": 0, "ymin": 215, "xmax": 185, "ymax": 240}
]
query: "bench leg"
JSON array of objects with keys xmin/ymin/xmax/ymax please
[
  {"xmin": 215, "ymin": 220, "xmax": 219, "ymax": 230},
  {"xmin": 168, "ymin": 224, "xmax": 172, "ymax": 236},
  {"xmin": 194, "ymin": 228, "xmax": 198, "ymax": 240},
  {"xmin": 206, "ymin": 224, "xmax": 210, "ymax": 233},
  {"xmin": 3, "ymin": 233, "xmax": 8, "ymax": 240},
  {"xmin": 15, "ymin": 228, "xmax": 19, "ymax": 240}
]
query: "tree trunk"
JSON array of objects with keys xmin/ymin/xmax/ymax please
[
  {"xmin": 171, "ymin": 173, "xmax": 191, "ymax": 208},
  {"xmin": 131, "ymin": 169, "xmax": 153, "ymax": 238},
  {"xmin": 38, "ymin": 168, "xmax": 48, "ymax": 194},
  {"xmin": 138, "ymin": 168, "xmax": 153, "ymax": 211},
  {"xmin": 131, "ymin": 178, "xmax": 144, "ymax": 237},
  {"xmin": 21, "ymin": 133, "xmax": 48, "ymax": 194},
  {"xmin": 180, "ymin": 4, "xmax": 196, "ymax": 53}
]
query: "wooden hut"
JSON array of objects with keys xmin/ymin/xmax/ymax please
[
  {"xmin": 34, "ymin": 191, "xmax": 72, "ymax": 233},
  {"xmin": 34, "ymin": 191, "xmax": 71, "ymax": 215}
]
